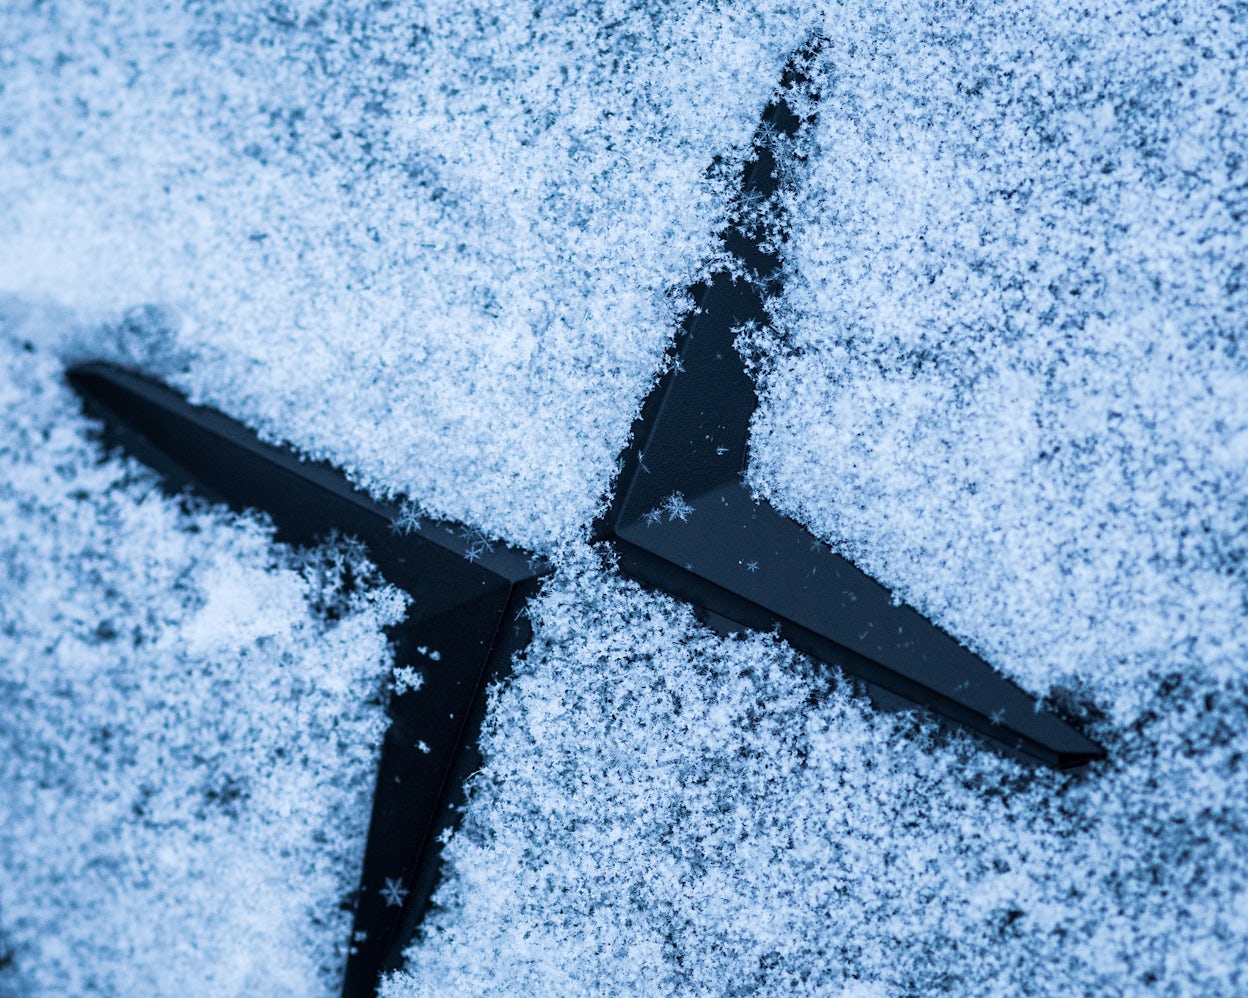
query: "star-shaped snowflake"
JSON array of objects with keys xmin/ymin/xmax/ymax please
[
  {"xmin": 388, "ymin": 503, "xmax": 424, "ymax": 535},
  {"xmin": 661, "ymin": 491, "xmax": 695, "ymax": 522},
  {"xmin": 381, "ymin": 877, "xmax": 409, "ymax": 908}
]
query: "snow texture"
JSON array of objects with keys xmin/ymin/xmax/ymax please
[
  {"xmin": 0, "ymin": 0, "xmax": 813, "ymax": 552},
  {"xmin": 752, "ymin": 1, "xmax": 1248, "ymax": 717},
  {"xmin": 387, "ymin": 562, "xmax": 1248, "ymax": 995},
  {"xmin": 389, "ymin": 3, "xmax": 1248, "ymax": 995},
  {"xmin": 0, "ymin": 333, "xmax": 405, "ymax": 995},
  {"xmin": 2, "ymin": 0, "xmax": 1247, "ymax": 995}
]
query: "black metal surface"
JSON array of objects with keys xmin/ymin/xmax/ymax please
[{"xmin": 604, "ymin": 273, "xmax": 1102, "ymax": 765}]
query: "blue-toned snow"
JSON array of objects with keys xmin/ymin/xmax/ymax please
[
  {"xmin": 0, "ymin": 334, "xmax": 406, "ymax": 993},
  {"xmin": 2, "ymin": 0, "xmax": 1247, "ymax": 994}
]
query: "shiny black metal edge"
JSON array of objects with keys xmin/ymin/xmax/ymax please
[
  {"xmin": 67, "ymin": 362, "xmax": 541, "ymax": 585},
  {"xmin": 370, "ymin": 575, "xmax": 543, "ymax": 987},
  {"xmin": 595, "ymin": 48, "xmax": 1103, "ymax": 770},
  {"xmin": 608, "ymin": 536, "xmax": 1101, "ymax": 771}
]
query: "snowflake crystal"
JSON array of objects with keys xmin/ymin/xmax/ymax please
[
  {"xmin": 661, "ymin": 492, "xmax": 695, "ymax": 523},
  {"xmin": 381, "ymin": 877, "xmax": 409, "ymax": 908}
]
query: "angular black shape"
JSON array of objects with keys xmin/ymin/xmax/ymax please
[
  {"xmin": 597, "ymin": 53, "xmax": 1103, "ymax": 771},
  {"xmin": 63, "ymin": 41, "xmax": 1103, "ymax": 998},
  {"xmin": 65, "ymin": 363, "xmax": 548, "ymax": 997}
]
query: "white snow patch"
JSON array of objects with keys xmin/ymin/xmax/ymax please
[{"xmin": 0, "ymin": 335, "xmax": 405, "ymax": 995}]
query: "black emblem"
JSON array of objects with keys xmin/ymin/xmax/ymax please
[{"xmin": 68, "ymin": 44, "xmax": 1100, "ymax": 998}]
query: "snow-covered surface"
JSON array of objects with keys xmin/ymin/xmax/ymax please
[
  {"xmin": 385, "ymin": 563, "xmax": 1248, "ymax": 995},
  {"xmin": 0, "ymin": 335, "xmax": 406, "ymax": 994},
  {"xmin": 0, "ymin": 0, "xmax": 811, "ymax": 550},
  {"xmin": 753, "ymin": 2, "xmax": 1248, "ymax": 717},
  {"xmin": 2, "ymin": 0, "xmax": 1247, "ymax": 994}
]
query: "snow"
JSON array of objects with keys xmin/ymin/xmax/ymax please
[
  {"xmin": 385, "ymin": 561, "xmax": 1248, "ymax": 994},
  {"xmin": 2, "ymin": 0, "xmax": 1247, "ymax": 994},
  {"xmin": 751, "ymin": 1, "xmax": 1248, "ymax": 716},
  {"xmin": 0, "ymin": 335, "xmax": 406, "ymax": 994},
  {"xmin": 0, "ymin": 0, "xmax": 813, "ymax": 551}
]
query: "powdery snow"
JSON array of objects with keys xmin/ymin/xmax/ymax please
[
  {"xmin": 386, "ymin": 563, "xmax": 1248, "ymax": 995},
  {"xmin": 389, "ymin": 2, "xmax": 1248, "ymax": 994},
  {"xmin": 1, "ymin": 0, "xmax": 1247, "ymax": 994},
  {"xmin": 0, "ymin": 0, "xmax": 813, "ymax": 551},
  {"xmin": 752, "ymin": 1, "xmax": 1248, "ymax": 715},
  {"xmin": 0, "ymin": 333, "xmax": 405, "ymax": 995}
]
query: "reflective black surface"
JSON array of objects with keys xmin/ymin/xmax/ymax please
[{"xmin": 600, "ymin": 53, "xmax": 1102, "ymax": 770}]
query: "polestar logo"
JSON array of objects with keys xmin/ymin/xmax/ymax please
[{"xmin": 68, "ymin": 44, "xmax": 1100, "ymax": 998}]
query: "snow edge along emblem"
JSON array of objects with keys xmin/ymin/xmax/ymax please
[{"xmin": 65, "ymin": 42, "xmax": 1101, "ymax": 998}]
